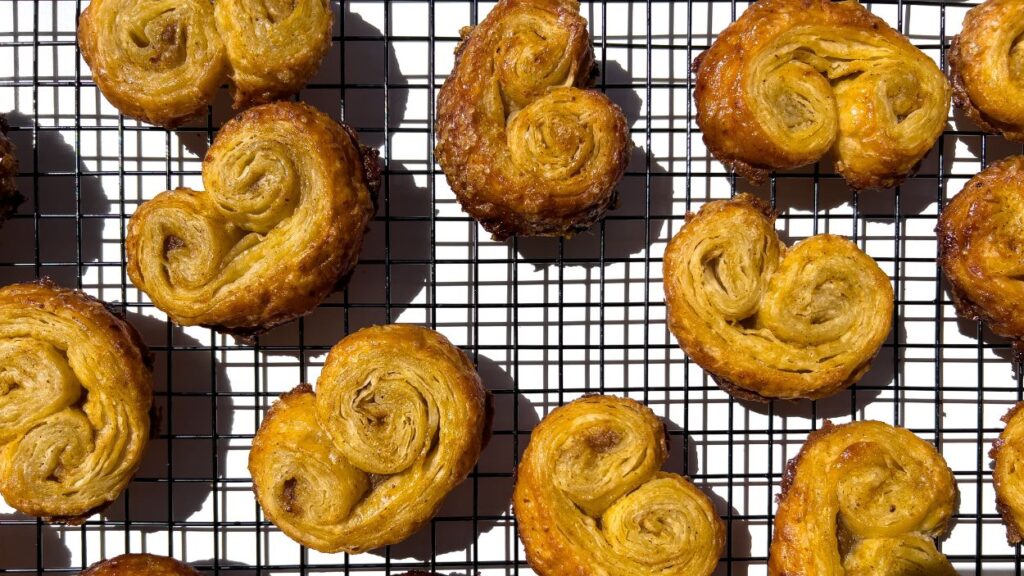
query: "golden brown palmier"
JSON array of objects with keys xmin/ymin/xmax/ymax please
[
  {"xmin": 937, "ymin": 156, "xmax": 1024, "ymax": 354},
  {"xmin": 214, "ymin": 0, "xmax": 333, "ymax": 109},
  {"xmin": 514, "ymin": 395, "xmax": 725, "ymax": 576},
  {"xmin": 693, "ymin": 0, "xmax": 950, "ymax": 189},
  {"xmin": 78, "ymin": 0, "xmax": 228, "ymax": 128},
  {"xmin": 126, "ymin": 102, "xmax": 378, "ymax": 338},
  {"xmin": 0, "ymin": 114, "xmax": 22, "ymax": 225},
  {"xmin": 0, "ymin": 281, "xmax": 152, "ymax": 522},
  {"xmin": 435, "ymin": 0, "xmax": 632, "ymax": 240},
  {"xmin": 662, "ymin": 194, "xmax": 893, "ymax": 401},
  {"xmin": 769, "ymin": 420, "xmax": 957, "ymax": 575},
  {"xmin": 993, "ymin": 402, "xmax": 1024, "ymax": 544},
  {"xmin": 249, "ymin": 324, "xmax": 489, "ymax": 553},
  {"xmin": 78, "ymin": 0, "xmax": 332, "ymax": 127},
  {"xmin": 81, "ymin": 554, "xmax": 200, "ymax": 576},
  {"xmin": 949, "ymin": 0, "xmax": 1024, "ymax": 143}
]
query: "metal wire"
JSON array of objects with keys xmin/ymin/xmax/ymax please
[{"xmin": 1, "ymin": 0, "xmax": 1024, "ymax": 574}]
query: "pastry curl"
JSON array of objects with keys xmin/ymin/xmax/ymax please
[
  {"xmin": 513, "ymin": 395, "xmax": 725, "ymax": 576},
  {"xmin": 769, "ymin": 421, "xmax": 957, "ymax": 575},
  {"xmin": 249, "ymin": 324, "xmax": 489, "ymax": 553},
  {"xmin": 937, "ymin": 156, "xmax": 1024, "ymax": 354},
  {"xmin": 126, "ymin": 102, "xmax": 379, "ymax": 338},
  {"xmin": 78, "ymin": 0, "xmax": 333, "ymax": 127},
  {"xmin": 993, "ymin": 402, "xmax": 1024, "ymax": 544},
  {"xmin": 213, "ymin": 0, "xmax": 333, "ymax": 109},
  {"xmin": 0, "ymin": 281, "xmax": 152, "ymax": 522},
  {"xmin": 78, "ymin": 0, "xmax": 229, "ymax": 128},
  {"xmin": 0, "ymin": 114, "xmax": 21, "ymax": 226},
  {"xmin": 949, "ymin": 0, "xmax": 1024, "ymax": 143},
  {"xmin": 81, "ymin": 554, "xmax": 200, "ymax": 576},
  {"xmin": 435, "ymin": 0, "xmax": 631, "ymax": 240},
  {"xmin": 693, "ymin": 0, "xmax": 950, "ymax": 189},
  {"xmin": 662, "ymin": 194, "xmax": 893, "ymax": 401}
]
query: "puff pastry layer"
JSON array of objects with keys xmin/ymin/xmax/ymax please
[
  {"xmin": 82, "ymin": 554, "xmax": 200, "ymax": 576},
  {"xmin": 694, "ymin": 0, "xmax": 950, "ymax": 189},
  {"xmin": 514, "ymin": 395, "xmax": 725, "ymax": 576},
  {"xmin": 993, "ymin": 402, "xmax": 1024, "ymax": 544},
  {"xmin": 249, "ymin": 324, "xmax": 489, "ymax": 553},
  {"xmin": 949, "ymin": 0, "xmax": 1024, "ymax": 143},
  {"xmin": 78, "ymin": 0, "xmax": 332, "ymax": 127},
  {"xmin": 662, "ymin": 194, "xmax": 893, "ymax": 401},
  {"xmin": 769, "ymin": 421, "xmax": 957, "ymax": 575},
  {"xmin": 0, "ymin": 114, "xmax": 22, "ymax": 225},
  {"xmin": 126, "ymin": 102, "xmax": 379, "ymax": 338},
  {"xmin": 0, "ymin": 281, "xmax": 152, "ymax": 521},
  {"xmin": 436, "ymin": 0, "xmax": 632, "ymax": 240},
  {"xmin": 937, "ymin": 156, "xmax": 1024, "ymax": 354}
]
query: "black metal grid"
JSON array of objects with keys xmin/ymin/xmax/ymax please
[{"xmin": 1, "ymin": 0, "xmax": 1023, "ymax": 574}]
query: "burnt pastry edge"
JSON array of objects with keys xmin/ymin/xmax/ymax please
[
  {"xmin": 948, "ymin": 34, "xmax": 1024, "ymax": 144},
  {"xmin": 196, "ymin": 123, "xmax": 382, "ymax": 344},
  {"xmin": 0, "ymin": 114, "xmax": 23, "ymax": 224},
  {"xmin": 992, "ymin": 402, "xmax": 1024, "ymax": 545},
  {"xmin": 8, "ymin": 278, "xmax": 154, "ymax": 525}
]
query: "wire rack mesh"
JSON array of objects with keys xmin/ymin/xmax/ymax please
[{"xmin": 1, "ymin": 0, "xmax": 1023, "ymax": 574}]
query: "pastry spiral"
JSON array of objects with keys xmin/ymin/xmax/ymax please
[
  {"xmin": 993, "ymin": 402, "xmax": 1024, "ymax": 544},
  {"xmin": 78, "ymin": 0, "xmax": 332, "ymax": 127},
  {"xmin": 769, "ymin": 420, "xmax": 957, "ymax": 575},
  {"xmin": 126, "ymin": 102, "xmax": 379, "ymax": 338},
  {"xmin": 249, "ymin": 324, "xmax": 489, "ymax": 553},
  {"xmin": 0, "ymin": 281, "xmax": 152, "ymax": 521},
  {"xmin": 693, "ymin": 0, "xmax": 950, "ymax": 189},
  {"xmin": 949, "ymin": 0, "xmax": 1024, "ymax": 143},
  {"xmin": 513, "ymin": 395, "xmax": 725, "ymax": 576},
  {"xmin": 662, "ymin": 194, "xmax": 893, "ymax": 401},
  {"xmin": 81, "ymin": 554, "xmax": 200, "ymax": 576},
  {"xmin": 0, "ymin": 114, "xmax": 22, "ymax": 225},
  {"xmin": 937, "ymin": 156, "xmax": 1024, "ymax": 354},
  {"xmin": 435, "ymin": 0, "xmax": 632, "ymax": 240},
  {"xmin": 78, "ymin": 0, "xmax": 228, "ymax": 128},
  {"xmin": 213, "ymin": 0, "xmax": 333, "ymax": 109}
]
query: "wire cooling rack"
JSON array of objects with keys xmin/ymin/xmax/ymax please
[{"xmin": 2, "ymin": 0, "xmax": 1024, "ymax": 574}]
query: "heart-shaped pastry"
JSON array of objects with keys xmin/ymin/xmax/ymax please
[
  {"xmin": 0, "ymin": 281, "xmax": 152, "ymax": 522},
  {"xmin": 249, "ymin": 324, "xmax": 490, "ymax": 553},
  {"xmin": 514, "ymin": 395, "xmax": 724, "ymax": 576},
  {"xmin": 949, "ymin": 0, "xmax": 1024, "ymax": 143},
  {"xmin": 0, "ymin": 114, "xmax": 20, "ymax": 227},
  {"xmin": 937, "ymin": 155, "xmax": 1024, "ymax": 353},
  {"xmin": 662, "ymin": 194, "xmax": 893, "ymax": 401},
  {"xmin": 126, "ymin": 102, "xmax": 379, "ymax": 338},
  {"xmin": 693, "ymin": 0, "xmax": 950, "ymax": 189},
  {"xmin": 78, "ymin": 0, "xmax": 333, "ymax": 127},
  {"xmin": 770, "ymin": 421, "xmax": 957, "ymax": 575},
  {"xmin": 435, "ymin": 0, "xmax": 632, "ymax": 240}
]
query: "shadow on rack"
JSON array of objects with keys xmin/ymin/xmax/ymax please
[
  {"xmin": 258, "ymin": 2, "xmax": 430, "ymax": 353},
  {"xmin": 103, "ymin": 312, "xmax": 234, "ymax": 531},
  {"xmin": 517, "ymin": 61, "xmax": 672, "ymax": 268},
  {"xmin": 0, "ymin": 514, "xmax": 71, "ymax": 569},
  {"xmin": 0, "ymin": 111, "xmax": 111, "ymax": 286},
  {"xmin": 385, "ymin": 354, "xmax": 539, "ymax": 561}
]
